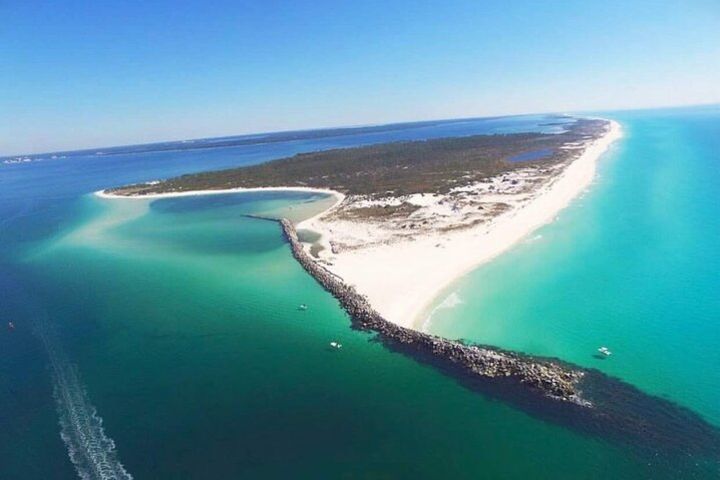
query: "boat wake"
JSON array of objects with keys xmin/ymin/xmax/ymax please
[{"xmin": 36, "ymin": 321, "xmax": 133, "ymax": 480}]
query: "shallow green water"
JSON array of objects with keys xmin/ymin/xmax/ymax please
[
  {"xmin": 17, "ymin": 192, "xmax": 658, "ymax": 479},
  {"xmin": 427, "ymin": 108, "xmax": 720, "ymax": 431}
]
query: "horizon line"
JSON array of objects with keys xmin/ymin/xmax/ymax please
[{"xmin": 4, "ymin": 101, "xmax": 718, "ymax": 159}]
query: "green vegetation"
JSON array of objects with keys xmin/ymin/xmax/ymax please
[{"xmin": 109, "ymin": 118, "xmax": 608, "ymax": 197}]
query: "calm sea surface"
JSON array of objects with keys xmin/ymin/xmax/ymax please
[{"xmin": 1, "ymin": 109, "xmax": 718, "ymax": 478}]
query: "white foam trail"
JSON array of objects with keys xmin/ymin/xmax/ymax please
[
  {"xmin": 420, "ymin": 292, "xmax": 463, "ymax": 332},
  {"xmin": 36, "ymin": 321, "xmax": 133, "ymax": 480}
]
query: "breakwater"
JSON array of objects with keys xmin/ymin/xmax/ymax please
[
  {"xmin": 280, "ymin": 219, "xmax": 586, "ymax": 404},
  {"xmin": 280, "ymin": 218, "xmax": 720, "ymax": 464}
]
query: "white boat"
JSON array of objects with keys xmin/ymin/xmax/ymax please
[
  {"xmin": 330, "ymin": 341, "xmax": 342, "ymax": 349},
  {"xmin": 298, "ymin": 304, "xmax": 308, "ymax": 311},
  {"xmin": 597, "ymin": 346, "xmax": 612, "ymax": 357}
]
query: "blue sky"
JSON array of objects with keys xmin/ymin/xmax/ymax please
[{"xmin": 2, "ymin": 0, "xmax": 719, "ymax": 155}]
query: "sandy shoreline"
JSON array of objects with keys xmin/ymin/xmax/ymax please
[
  {"xmin": 300, "ymin": 120, "xmax": 622, "ymax": 330},
  {"xmin": 95, "ymin": 185, "xmax": 345, "ymax": 203},
  {"xmin": 97, "ymin": 120, "xmax": 621, "ymax": 331}
]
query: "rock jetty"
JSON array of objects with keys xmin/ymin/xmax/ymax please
[{"xmin": 280, "ymin": 219, "xmax": 588, "ymax": 405}]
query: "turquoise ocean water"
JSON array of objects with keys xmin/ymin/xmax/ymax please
[{"xmin": 1, "ymin": 108, "xmax": 718, "ymax": 478}]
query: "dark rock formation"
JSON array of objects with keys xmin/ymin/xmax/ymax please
[{"xmin": 280, "ymin": 218, "xmax": 720, "ymax": 469}]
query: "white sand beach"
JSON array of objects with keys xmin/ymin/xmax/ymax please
[
  {"xmin": 96, "ymin": 185, "xmax": 345, "ymax": 203},
  {"xmin": 298, "ymin": 120, "xmax": 622, "ymax": 329}
]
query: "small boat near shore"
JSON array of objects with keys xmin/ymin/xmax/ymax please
[
  {"xmin": 330, "ymin": 341, "xmax": 342, "ymax": 349},
  {"xmin": 597, "ymin": 346, "xmax": 612, "ymax": 357},
  {"xmin": 298, "ymin": 304, "xmax": 308, "ymax": 311}
]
